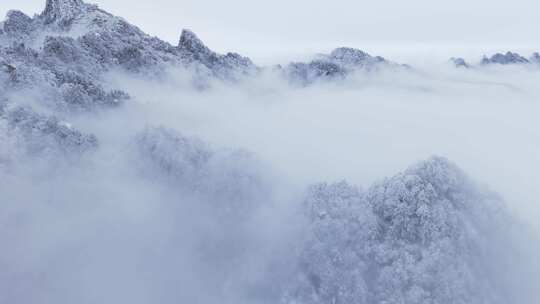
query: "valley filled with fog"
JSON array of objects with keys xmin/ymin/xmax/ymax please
[{"xmin": 1, "ymin": 1, "xmax": 540, "ymax": 303}]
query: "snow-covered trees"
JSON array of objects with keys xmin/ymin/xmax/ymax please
[
  {"xmin": 284, "ymin": 47, "xmax": 406, "ymax": 85},
  {"xmin": 178, "ymin": 29, "xmax": 257, "ymax": 81},
  {"xmin": 134, "ymin": 127, "xmax": 271, "ymax": 216},
  {"xmin": 325, "ymin": 47, "xmax": 389, "ymax": 70},
  {"xmin": 283, "ymin": 181, "xmax": 374, "ymax": 304},
  {"xmin": 0, "ymin": 105, "xmax": 97, "ymax": 157},
  {"xmin": 285, "ymin": 157, "xmax": 537, "ymax": 304},
  {"xmin": 0, "ymin": 0, "xmax": 261, "ymax": 111},
  {"xmin": 1, "ymin": 1, "xmax": 540, "ymax": 303},
  {"xmin": 42, "ymin": 0, "xmax": 85, "ymax": 26},
  {"xmin": 3, "ymin": 10, "xmax": 33, "ymax": 37},
  {"xmin": 0, "ymin": 38, "xmax": 129, "ymax": 110},
  {"xmin": 286, "ymin": 60, "xmax": 347, "ymax": 86}
]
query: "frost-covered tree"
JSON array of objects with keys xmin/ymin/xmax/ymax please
[
  {"xmin": 3, "ymin": 10, "xmax": 33, "ymax": 37},
  {"xmin": 284, "ymin": 47, "xmax": 406, "ymax": 86},
  {"xmin": 282, "ymin": 181, "xmax": 376, "ymax": 304},
  {"xmin": 134, "ymin": 127, "xmax": 271, "ymax": 217},
  {"xmin": 0, "ymin": 105, "xmax": 97, "ymax": 158},
  {"xmin": 285, "ymin": 157, "xmax": 539, "ymax": 304}
]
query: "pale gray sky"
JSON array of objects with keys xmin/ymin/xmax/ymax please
[{"xmin": 2, "ymin": 0, "xmax": 539, "ymax": 63}]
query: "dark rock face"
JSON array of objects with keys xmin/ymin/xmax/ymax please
[{"xmin": 481, "ymin": 52, "xmax": 530, "ymax": 65}]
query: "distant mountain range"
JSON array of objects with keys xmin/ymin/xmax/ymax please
[
  {"xmin": 2, "ymin": 0, "xmax": 539, "ymax": 110},
  {"xmin": 452, "ymin": 51, "xmax": 540, "ymax": 68},
  {"xmin": 2, "ymin": 0, "xmax": 540, "ymax": 156}
]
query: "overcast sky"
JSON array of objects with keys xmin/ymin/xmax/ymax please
[{"xmin": 2, "ymin": 0, "xmax": 539, "ymax": 63}]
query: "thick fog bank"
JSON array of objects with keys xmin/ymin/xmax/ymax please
[
  {"xmin": 100, "ymin": 65, "xmax": 540, "ymax": 226},
  {"xmin": 2, "ymin": 63, "xmax": 540, "ymax": 303}
]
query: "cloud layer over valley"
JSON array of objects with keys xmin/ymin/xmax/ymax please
[{"xmin": 1, "ymin": 1, "xmax": 540, "ymax": 303}]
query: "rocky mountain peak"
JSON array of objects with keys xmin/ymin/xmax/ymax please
[
  {"xmin": 178, "ymin": 29, "xmax": 212, "ymax": 57},
  {"xmin": 328, "ymin": 47, "xmax": 370, "ymax": 63},
  {"xmin": 321, "ymin": 47, "xmax": 391, "ymax": 69},
  {"xmin": 42, "ymin": 0, "xmax": 86, "ymax": 25},
  {"xmin": 481, "ymin": 51, "xmax": 530, "ymax": 65}
]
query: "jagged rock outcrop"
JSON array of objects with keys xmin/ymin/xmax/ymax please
[
  {"xmin": 178, "ymin": 29, "xmax": 257, "ymax": 81},
  {"xmin": 284, "ymin": 157, "xmax": 539, "ymax": 304},
  {"xmin": 481, "ymin": 51, "xmax": 530, "ymax": 65},
  {"xmin": 0, "ymin": 0, "xmax": 259, "ymax": 111}
]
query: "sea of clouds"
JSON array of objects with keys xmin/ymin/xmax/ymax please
[{"xmin": 1, "ymin": 57, "xmax": 540, "ymax": 303}]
